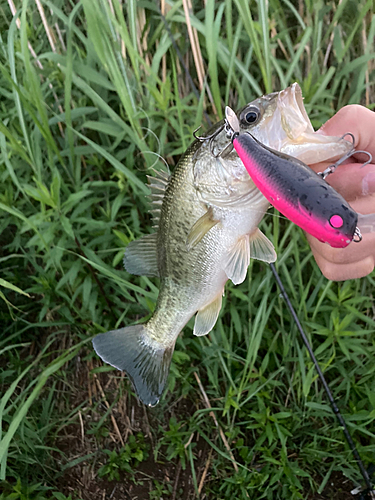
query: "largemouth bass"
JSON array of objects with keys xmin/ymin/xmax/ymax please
[{"xmin": 93, "ymin": 83, "xmax": 352, "ymax": 406}]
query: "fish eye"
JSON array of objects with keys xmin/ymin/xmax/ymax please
[
  {"xmin": 245, "ymin": 111, "xmax": 258, "ymax": 123},
  {"xmin": 240, "ymin": 106, "xmax": 261, "ymax": 126}
]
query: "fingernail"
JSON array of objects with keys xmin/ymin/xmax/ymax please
[{"xmin": 362, "ymin": 172, "xmax": 375, "ymax": 196}]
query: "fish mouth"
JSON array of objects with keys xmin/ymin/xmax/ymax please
[
  {"xmin": 277, "ymin": 83, "xmax": 313, "ymax": 140},
  {"xmin": 272, "ymin": 82, "xmax": 352, "ymax": 163},
  {"xmin": 237, "ymin": 83, "xmax": 352, "ymax": 164},
  {"xmin": 251, "ymin": 83, "xmax": 312, "ymax": 153}
]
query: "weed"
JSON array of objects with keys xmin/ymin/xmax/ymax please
[
  {"xmin": 0, "ymin": 479, "xmax": 53, "ymax": 500},
  {"xmin": 149, "ymin": 480, "xmax": 173, "ymax": 499},
  {"xmin": 97, "ymin": 433, "xmax": 149, "ymax": 482}
]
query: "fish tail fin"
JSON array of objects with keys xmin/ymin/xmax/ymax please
[{"xmin": 92, "ymin": 325, "xmax": 174, "ymax": 406}]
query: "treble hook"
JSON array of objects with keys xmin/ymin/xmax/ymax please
[
  {"xmin": 317, "ymin": 132, "xmax": 372, "ymax": 180},
  {"xmin": 209, "ymin": 116, "xmax": 237, "ymax": 158},
  {"xmin": 193, "ymin": 124, "xmax": 225, "ymax": 142},
  {"xmin": 193, "ymin": 122, "xmax": 235, "ymax": 158},
  {"xmin": 192, "ymin": 127, "xmax": 205, "ymax": 141},
  {"xmin": 193, "ymin": 123, "xmax": 236, "ymax": 158}
]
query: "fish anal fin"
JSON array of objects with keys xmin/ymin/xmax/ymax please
[
  {"xmin": 123, "ymin": 233, "xmax": 159, "ymax": 277},
  {"xmin": 249, "ymin": 228, "xmax": 277, "ymax": 263},
  {"xmin": 93, "ymin": 325, "xmax": 174, "ymax": 407},
  {"xmin": 194, "ymin": 293, "xmax": 223, "ymax": 336},
  {"xmin": 186, "ymin": 207, "xmax": 219, "ymax": 251},
  {"xmin": 224, "ymin": 235, "xmax": 251, "ymax": 285}
]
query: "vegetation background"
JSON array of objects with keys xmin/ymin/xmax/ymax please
[{"xmin": 0, "ymin": 0, "xmax": 375, "ymax": 499}]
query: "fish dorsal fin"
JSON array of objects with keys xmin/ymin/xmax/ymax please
[
  {"xmin": 249, "ymin": 228, "xmax": 277, "ymax": 263},
  {"xmin": 123, "ymin": 233, "xmax": 159, "ymax": 277},
  {"xmin": 186, "ymin": 207, "xmax": 220, "ymax": 251},
  {"xmin": 194, "ymin": 293, "xmax": 223, "ymax": 336},
  {"xmin": 147, "ymin": 168, "xmax": 170, "ymax": 228},
  {"xmin": 224, "ymin": 235, "xmax": 251, "ymax": 285}
]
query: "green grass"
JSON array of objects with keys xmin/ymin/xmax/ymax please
[{"xmin": 0, "ymin": 0, "xmax": 375, "ymax": 499}]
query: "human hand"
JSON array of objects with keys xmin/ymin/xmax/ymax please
[{"xmin": 307, "ymin": 105, "xmax": 375, "ymax": 281}]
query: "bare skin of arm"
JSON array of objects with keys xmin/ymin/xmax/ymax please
[{"xmin": 307, "ymin": 105, "xmax": 375, "ymax": 281}]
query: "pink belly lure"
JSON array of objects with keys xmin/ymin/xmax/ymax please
[{"xmin": 225, "ymin": 107, "xmax": 358, "ymax": 248}]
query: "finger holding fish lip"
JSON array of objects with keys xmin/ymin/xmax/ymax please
[
  {"xmin": 310, "ymin": 106, "xmax": 375, "ymax": 201},
  {"xmin": 312, "ymin": 105, "xmax": 375, "ymax": 200}
]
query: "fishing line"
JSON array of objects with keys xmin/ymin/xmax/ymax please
[
  {"xmin": 270, "ymin": 262, "xmax": 375, "ymax": 499},
  {"xmin": 136, "ymin": 150, "xmax": 170, "ymax": 172}
]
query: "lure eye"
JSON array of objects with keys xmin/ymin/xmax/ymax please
[
  {"xmin": 240, "ymin": 106, "xmax": 261, "ymax": 126},
  {"xmin": 329, "ymin": 214, "xmax": 344, "ymax": 228}
]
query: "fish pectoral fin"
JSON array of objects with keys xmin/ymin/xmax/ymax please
[
  {"xmin": 186, "ymin": 207, "xmax": 219, "ymax": 251},
  {"xmin": 249, "ymin": 228, "xmax": 277, "ymax": 263},
  {"xmin": 224, "ymin": 235, "xmax": 251, "ymax": 285},
  {"xmin": 93, "ymin": 325, "xmax": 175, "ymax": 407},
  {"xmin": 194, "ymin": 293, "xmax": 223, "ymax": 336},
  {"xmin": 123, "ymin": 233, "xmax": 159, "ymax": 277}
]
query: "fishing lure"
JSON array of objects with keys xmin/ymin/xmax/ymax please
[{"xmin": 224, "ymin": 106, "xmax": 374, "ymax": 248}]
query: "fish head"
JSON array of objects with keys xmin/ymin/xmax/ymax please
[
  {"xmin": 236, "ymin": 83, "xmax": 352, "ymax": 164},
  {"xmin": 193, "ymin": 83, "xmax": 352, "ymax": 211}
]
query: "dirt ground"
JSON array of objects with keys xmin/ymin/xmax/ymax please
[{"xmin": 52, "ymin": 360, "xmax": 364, "ymax": 500}]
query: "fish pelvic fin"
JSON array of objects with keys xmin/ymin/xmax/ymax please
[
  {"xmin": 92, "ymin": 325, "xmax": 174, "ymax": 406},
  {"xmin": 249, "ymin": 228, "xmax": 277, "ymax": 263}
]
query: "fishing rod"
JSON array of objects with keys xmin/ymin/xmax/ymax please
[
  {"xmin": 158, "ymin": 8, "xmax": 375, "ymax": 497},
  {"xmin": 270, "ymin": 263, "xmax": 375, "ymax": 499}
]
